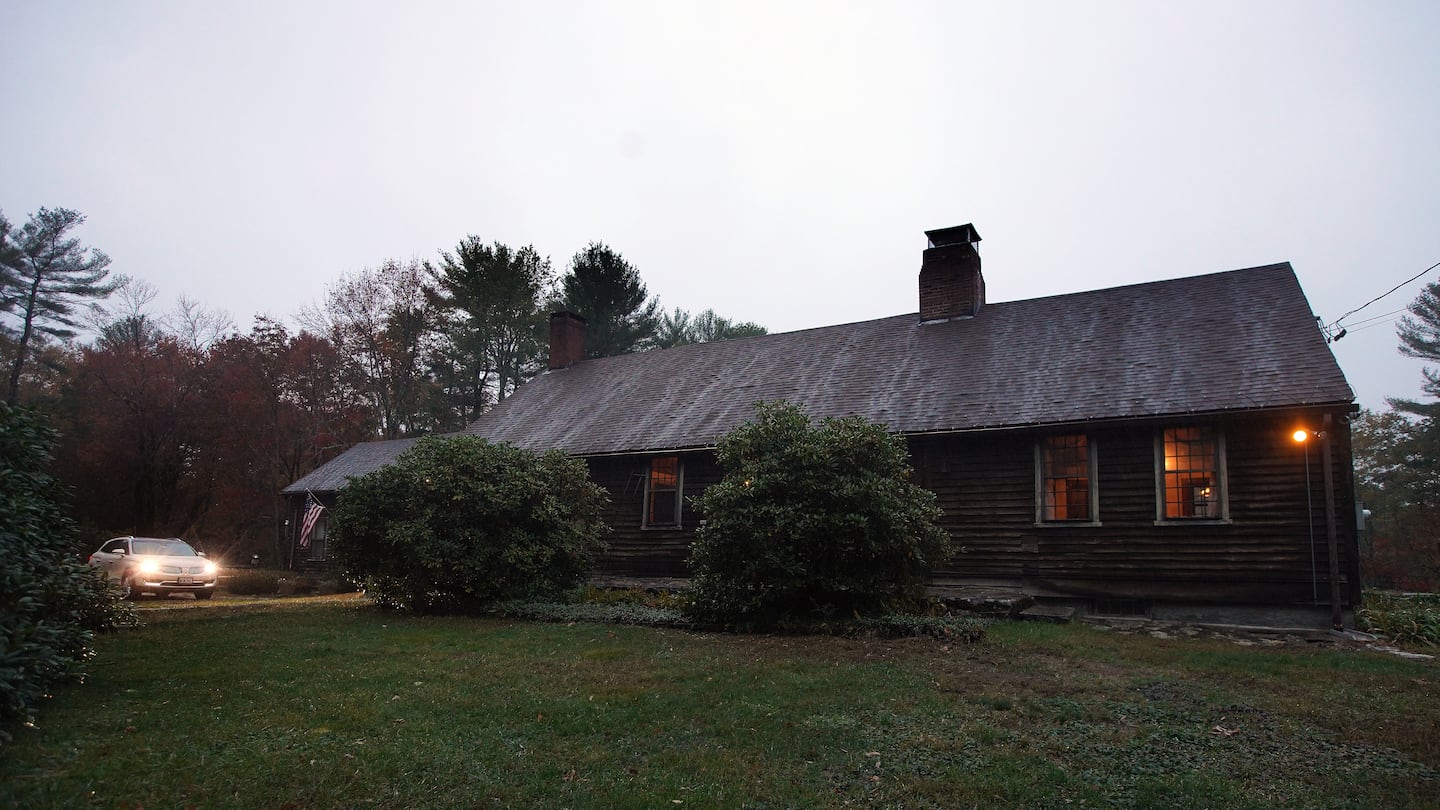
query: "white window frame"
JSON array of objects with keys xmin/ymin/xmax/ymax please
[
  {"xmin": 642, "ymin": 456, "xmax": 684, "ymax": 529},
  {"xmin": 1034, "ymin": 433, "xmax": 1101, "ymax": 526},
  {"xmin": 1155, "ymin": 426, "xmax": 1230, "ymax": 524}
]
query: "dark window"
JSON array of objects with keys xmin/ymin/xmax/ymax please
[
  {"xmin": 308, "ymin": 516, "xmax": 330, "ymax": 561},
  {"xmin": 644, "ymin": 456, "xmax": 683, "ymax": 528},
  {"xmin": 1039, "ymin": 434, "xmax": 1093, "ymax": 521},
  {"xmin": 1160, "ymin": 426, "xmax": 1223, "ymax": 519}
]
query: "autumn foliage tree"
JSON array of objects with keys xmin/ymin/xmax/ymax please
[
  {"xmin": 9, "ymin": 221, "xmax": 761, "ymax": 569},
  {"xmin": 301, "ymin": 260, "xmax": 443, "ymax": 439},
  {"xmin": 45, "ymin": 306, "xmax": 373, "ymax": 564}
]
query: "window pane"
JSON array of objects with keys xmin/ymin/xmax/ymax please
[
  {"xmin": 1162, "ymin": 428, "xmax": 1219, "ymax": 518},
  {"xmin": 646, "ymin": 457, "xmax": 681, "ymax": 527},
  {"xmin": 650, "ymin": 456, "xmax": 678, "ymax": 488},
  {"xmin": 1041, "ymin": 435, "xmax": 1091, "ymax": 521},
  {"xmin": 649, "ymin": 489, "xmax": 678, "ymax": 525}
]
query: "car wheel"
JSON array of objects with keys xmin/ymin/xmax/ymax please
[
  {"xmin": 195, "ymin": 590, "xmax": 214, "ymax": 600},
  {"xmin": 120, "ymin": 576, "xmax": 140, "ymax": 601}
]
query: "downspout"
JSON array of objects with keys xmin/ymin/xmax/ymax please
[{"xmin": 1321, "ymin": 412, "xmax": 1343, "ymax": 631}]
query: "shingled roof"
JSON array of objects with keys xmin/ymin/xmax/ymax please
[
  {"xmin": 281, "ymin": 437, "xmax": 422, "ymax": 495},
  {"xmin": 281, "ymin": 261, "xmax": 1352, "ymax": 494},
  {"xmin": 460, "ymin": 263, "xmax": 1352, "ymax": 456}
]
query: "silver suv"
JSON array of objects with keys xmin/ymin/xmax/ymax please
[{"xmin": 88, "ymin": 536, "xmax": 219, "ymax": 600}]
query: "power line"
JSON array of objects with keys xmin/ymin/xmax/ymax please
[
  {"xmin": 1344, "ymin": 307, "xmax": 1406, "ymax": 330},
  {"xmin": 1332, "ymin": 259, "xmax": 1440, "ymax": 329},
  {"xmin": 1346, "ymin": 317, "xmax": 1402, "ymax": 335}
]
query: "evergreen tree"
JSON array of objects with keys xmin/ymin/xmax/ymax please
[
  {"xmin": 688, "ymin": 308, "xmax": 767, "ymax": 344},
  {"xmin": 1393, "ymin": 279, "xmax": 1440, "ymax": 417},
  {"xmin": 557, "ymin": 242, "xmax": 659, "ymax": 358},
  {"xmin": 0, "ymin": 207, "xmax": 118, "ymax": 404},
  {"xmin": 653, "ymin": 306, "xmax": 767, "ymax": 349},
  {"xmin": 428, "ymin": 238, "xmax": 551, "ymax": 420}
]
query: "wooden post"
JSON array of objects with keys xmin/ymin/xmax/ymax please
[{"xmin": 1321, "ymin": 412, "xmax": 1343, "ymax": 631}]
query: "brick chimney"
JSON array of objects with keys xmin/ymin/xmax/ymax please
[
  {"xmin": 548, "ymin": 311, "xmax": 587, "ymax": 369},
  {"xmin": 919, "ymin": 224, "xmax": 984, "ymax": 322}
]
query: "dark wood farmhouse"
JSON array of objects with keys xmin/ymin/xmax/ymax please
[{"xmin": 284, "ymin": 225, "xmax": 1359, "ymax": 626}]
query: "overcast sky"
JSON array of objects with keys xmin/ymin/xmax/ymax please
[{"xmin": 3, "ymin": 1, "xmax": 1436, "ymax": 411}]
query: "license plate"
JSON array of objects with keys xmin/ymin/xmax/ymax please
[{"xmin": 178, "ymin": 576, "xmax": 194, "ymax": 584}]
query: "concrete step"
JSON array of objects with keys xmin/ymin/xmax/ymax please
[{"xmin": 1019, "ymin": 603, "xmax": 1077, "ymax": 623}]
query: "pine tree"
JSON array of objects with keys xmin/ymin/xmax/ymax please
[
  {"xmin": 1392, "ymin": 280, "xmax": 1440, "ymax": 416},
  {"xmin": 557, "ymin": 242, "xmax": 659, "ymax": 358},
  {"xmin": 428, "ymin": 238, "xmax": 551, "ymax": 419},
  {"xmin": 1, "ymin": 207, "xmax": 117, "ymax": 404}
]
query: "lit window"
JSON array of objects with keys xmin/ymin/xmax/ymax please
[
  {"xmin": 1159, "ymin": 427, "xmax": 1224, "ymax": 519},
  {"xmin": 644, "ymin": 456, "xmax": 683, "ymax": 528},
  {"xmin": 1039, "ymin": 434, "xmax": 1094, "ymax": 522}
]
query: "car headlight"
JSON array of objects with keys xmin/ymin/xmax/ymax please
[
  {"xmin": 137, "ymin": 559, "xmax": 161, "ymax": 576},
  {"xmin": 203, "ymin": 561, "xmax": 219, "ymax": 576}
]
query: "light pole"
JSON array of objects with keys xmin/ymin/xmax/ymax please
[
  {"xmin": 1293, "ymin": 421, "xmax": 1345, "ymax": 631},
  {"xmin": 1292, "ymin": 429, "xmax": 1317, "ymax": 601}
]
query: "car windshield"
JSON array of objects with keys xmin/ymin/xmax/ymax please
[{"xmin": 131, "ymin": 539, "xmax": 198, "ymax": 557}]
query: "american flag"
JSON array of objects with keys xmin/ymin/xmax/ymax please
[{"xmin": 299, "ymin": 493, "xmax": 325, "ymax": 549}]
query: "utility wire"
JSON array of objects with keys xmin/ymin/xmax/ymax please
[
  {"xmin": 1346, "ymin": 317, "xmax": 1403, "ymax": 335},
  {"xmin": 1331, "ymin": 259, "xmax": 1440, "ymax": 329},
  {"xmin": 1344, "ymin": 307, "xmax": 1406, "ymax": 329}
]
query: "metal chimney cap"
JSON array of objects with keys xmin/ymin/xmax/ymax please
[{"xmin": 924, "ymin": 224, "xmax": 981, "ymax": 249}]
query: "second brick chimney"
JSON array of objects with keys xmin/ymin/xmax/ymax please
[
  {"xmin": 548, "ymin": 311, "xmax": 587, "ymax": 369},
  {"xmin": 919, "ymin": 223, "xmax": 984, "ymax": 322}
]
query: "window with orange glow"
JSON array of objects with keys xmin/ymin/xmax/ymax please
[
  {"xmin": 1040, "ymin": 434, "xmax": 1093, "ymax": 521},
  {"xmin": 1160, "ymin": 427, "xmax": 1221, "ymax": 519},
  {"xmin": 644, "ymin": 456, "xmax": 682, "ymax": 527}
]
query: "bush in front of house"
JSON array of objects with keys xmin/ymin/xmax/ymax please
[
  {"xmin": 330, "ymin": 435, "xmax": 609, "ymax": 613},
  {"xmin": 0, "ymin": 402, "xmax": 135, "ymax": 746},
  {"xmin": 223, "ymin": 568, "xmax": 284, "ymax": 595},
  {"xmin": 687, "ymin": 401, "xmax": 952, "ymax": 628},
  {"xmin": 1358, "ymin": 591, "xmax": 1440, "ymax": 648}
]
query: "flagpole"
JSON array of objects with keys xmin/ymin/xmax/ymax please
[
  {"xmin": 286, "ymin": 495, "xmax": 295, "ymax": 571},
  {"xmin": 298, "ymin": 490, "xmax": 327, "ymax": 561}
]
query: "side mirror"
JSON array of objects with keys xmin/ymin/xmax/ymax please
[
  {"xmin": 198, "ymin": 551, "xmax": 208, "ymax": 558},
  {"xmin": 115, "ymin": 548, "xmax": 129, "ymax": 555}
]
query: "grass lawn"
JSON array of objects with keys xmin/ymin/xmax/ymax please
[{"xmin": 1, "ymin": 595, "xmax": 1436, "ymax": 809}]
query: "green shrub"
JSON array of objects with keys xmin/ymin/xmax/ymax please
[
  {"xmin": 0, "ymin": 402, "xmax": 135, "ymax": 745},
  {"xmin": 687, "ymin": 401, "xmax": 952, "ymax": 628},
  {"xmin": 858, "ymin": 613, "xmax": 987, "ymax": 641},
  {"xmin": 223, "ymin": 568, "xmax": 284, "ymax": 595},
  {"xmin": 331, "ymin": 436, "xmax": 608, "ymax": 613},
  {"xmin": 1359, "ymin": 591, "xmax": 1440, "ymax": 648}
]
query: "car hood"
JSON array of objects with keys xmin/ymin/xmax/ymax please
[{"xmin": 136, "ymin": 555, "xmax": 214, "ymax": 568}]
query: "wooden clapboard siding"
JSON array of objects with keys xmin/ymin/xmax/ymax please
[
  {"xmin": 582, "ymin": 407, "xmax": 1359, "ymax": 607},
  {"xmin": 914, "ymin": 433, "xmax": 1032, "ymax": 582},
  {"xmin": 919, "ymin": 410, "xmax": 1359, "ymax": 605},
  {"xmin": 586, "ymin": 451, "xmax": 720, "ymax": 578}
]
